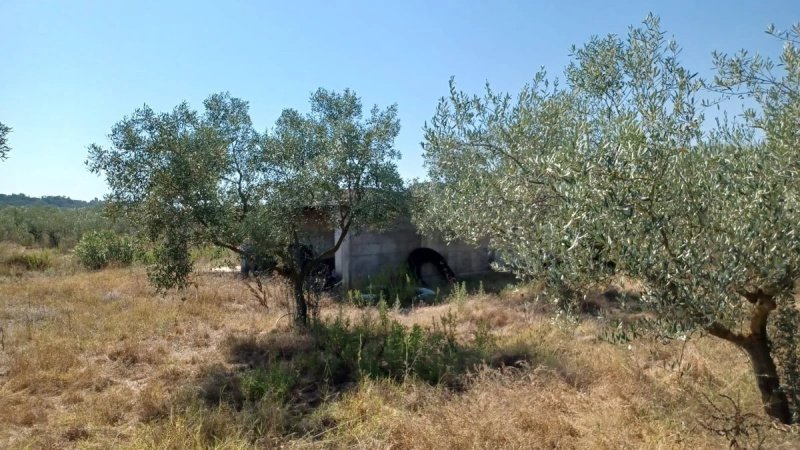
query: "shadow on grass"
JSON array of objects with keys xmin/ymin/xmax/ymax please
[{"xmin": 193, "ymin": 309, "xmax": 531, "ymax": 417}]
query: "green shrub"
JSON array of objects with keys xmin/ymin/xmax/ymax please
[
  {"xmin": 349, "ymin": 265, "xmax": 435, "ymax": 308},
  {"xmin": 309, "ymin": 308, "xmax": 489, "ymax": 385},
  {"xmin": 191, "ymin": 245, "xmax": 234, "ymax": 265},
  {"xmin": 7, "ymin": 250, "xmax": 53, "ymax": 271},
  {"xmin": 216, "ymin": 308, "xmax": 508, "ymax": 423},
  {"xmin": 136, "ymin": 248, "xmax": 157, "ymax": 265},
  {"xmin": 448, "ymin": 281, "xmax": 469, "ymax": 307},
  {"xmin": 240, "ymin": 365, "xmax": 294, "ymax": 402},
  {"xmin": 74, "ymin": 231, "xmax": 136, "ymax": 269}
]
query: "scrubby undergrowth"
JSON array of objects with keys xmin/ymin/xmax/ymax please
[{"xmin": 1, "ymin": 266, "xmax": 799, "ymax": 449}]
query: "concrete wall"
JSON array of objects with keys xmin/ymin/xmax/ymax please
[
  {"xmin": 335, "ymin": 218, "xmax": 491, "ymax": 288},
  {"xmin": 421, "ymin": 235, "xmax": 492, "ymax": 277},
  {"xmin": 299, "ymin": 209, "xmax": 335, "ymax": 258}
]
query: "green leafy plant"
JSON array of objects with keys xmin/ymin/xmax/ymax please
[
  {"xmin": 7, "ymin": 250, "xmax": 53, "ymax": 271},
  {"xmin": 350, "ymin": 265, "xmax": 424, "ymax": 308},
  {"xmin": 0, "ymin": 204, "xmax": 134, "ymax": 250},
  {"xmin": 307, "ymin": 309, "xmax": 488, "ymax": 386},
  {"xmin": 74, "ymin": 231, "xmax": 136, "ymax": 269},
  {"xmin": 240, "ymin": 365, "xmax": 294, "ymax": 402},
  {"xmin": 448, "ymin": 281, "xmax": 469, "ymax": 308}
]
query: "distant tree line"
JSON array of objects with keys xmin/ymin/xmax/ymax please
[
  {"xmin": 0, "ymin": 204, "xmax": 133, "ymax": 249},
  {"xmin": 0, "ymin": 193, "xmax": 102, "ymax": 208}
]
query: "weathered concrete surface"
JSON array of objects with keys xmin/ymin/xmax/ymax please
[
  {"xmin": 335, "ymin": 218, "xmax": 491, "ymax": 288},
  {"xmin": 299, "ymin": 209, "xmax": 335, "ymax": 257}
]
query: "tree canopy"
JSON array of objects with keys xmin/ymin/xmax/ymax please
[
  {"xmin": 88, "ymin": 89, "xmax": 406, "ymax": 324},
  {"xmin": 417, "ymin": 16, "xmax": 800, "ymax": 423},
  {"xmin": 0, "ymin": 121, "xmax": 11, "ymax": 161}
]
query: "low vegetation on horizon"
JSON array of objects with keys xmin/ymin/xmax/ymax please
[{"xmin": 0, "ymin": 193, "xmax": 101, "ymax": 208}]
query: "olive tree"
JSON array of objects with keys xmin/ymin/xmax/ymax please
[
  {"xmin": 0, "ymin": 121, "xmax": 11, "ymax": 160},
  {"xmin": 88, "ymin": 89, "xmax": 405, "ymax": 325},
  {"xmin": 417, "ymin": 16, "xmax": 799, "ymax": 423},
  {"xmin": 709, "ymin": 23, "xmax": 800, "ymax": 423}
]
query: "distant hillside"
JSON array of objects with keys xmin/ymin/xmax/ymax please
[{"xmin": 0, "ymin": 193, "xmax": 102, "ymax": 208}]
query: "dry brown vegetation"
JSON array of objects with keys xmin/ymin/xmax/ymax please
[{"xmin": 1, "ymin": 244, "xmax": 799, "ymax": 449}]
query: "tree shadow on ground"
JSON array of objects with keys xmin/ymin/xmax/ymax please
[{"xmin": 193, "ymin": 311, "xmax": 532, "ymax": 418}]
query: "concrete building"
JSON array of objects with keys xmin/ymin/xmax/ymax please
[
  {"xmin": 241, "ymin": 209, "xmax": 492, "ymax": 287},
  {"xmin": 332, "ymin": 218, "xmax": 492, "ymax": 288}
]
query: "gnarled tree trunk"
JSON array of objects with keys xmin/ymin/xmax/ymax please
[
  {"xmin": 740, "ymin": 334, "xmax": 791, "ymax": 423},
  {"xmin": 707, "ymin": 291, "xmax": 792, "ymax": 424}
]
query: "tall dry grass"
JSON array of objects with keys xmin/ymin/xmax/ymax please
[{"xmin": 0, "ymin": 260, "xmax": 798, "ymax": 449}]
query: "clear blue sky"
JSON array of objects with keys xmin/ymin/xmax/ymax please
[{"xmin": 1, "ymin": 0, "xmax": 798, "ymax": 200}]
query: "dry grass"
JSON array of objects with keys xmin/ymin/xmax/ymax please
[
  {"xmin": 0, "ymin": 242, "xmax": 78, "ymax": 277},
  {"xmin": 1, "ymin": 261, "xmax": 799, "ymax": 449}
]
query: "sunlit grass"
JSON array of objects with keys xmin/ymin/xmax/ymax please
[{"xmin": 0, "ymin": 261, "xmax": 798, "ymax": 448}]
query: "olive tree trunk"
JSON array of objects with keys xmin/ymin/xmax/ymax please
[
  {"xmin": 707, "ymin": 293, "xmax": 793, "ymax": 424},
  {"xmin": 292, "ymin": 274, "xmax": 308, "ymax": 327},
  {"xmin": 741, "ymin": 334, "xmax": 792, "ymax": 423},
  {"xmin": 289, "ymin": 238, "xmax": 311, "ymax": 327}
]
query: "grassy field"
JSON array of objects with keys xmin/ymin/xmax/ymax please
[{"xmin": 1, "ymin": 243, "xmax": 799, "ymax": 449}]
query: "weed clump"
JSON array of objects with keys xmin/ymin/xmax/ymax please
[
  {"xmin": 219, "ymin": 304, "xmax": 498, "ymax": 416},
  {"xmin": 310, "ymin": 304, "xmax": 492, "ymax": 386},
  {"xmin": 74, "ymin": 231, "xmax": 137, "ymax": 269},
  {"xmin": 348, "ymin": 266, "xmax": 426, "ymax": 308},
  {"xmin": 6, "ymin": 250, "xmax": 53, "ymax": 271}
]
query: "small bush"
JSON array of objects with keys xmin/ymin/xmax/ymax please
[
  {"xmin": 7, "ymin": 250, "xmax": 53, "ymax": 271},
  {"xmin": 308, "ymin": 306, "xmax": 490, "ymax": 386},
  {"xmin": 349, "ymin": 266, "xmax": 434, "ymax": 308},
  {"xmin": 135, "ymin": 248, "xmax": 157, "ymax": 265},
  {"xmin": 220, "ymin": 306, "xmax": 499, "ymax": 420},
  {"xmin": 448, "ymin": 281, "xmax": 469, "ymax": 307},
  {"xmin": 240, "ymin": 365, "xmax": 294, "ymax": 402},
  {"xmin": 74, "ymin": 231, "xmax": 136, "ymax": 269},
  {"xmin": 191, "ymin": 245, "xmax": 235, "ymax": 265}
]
